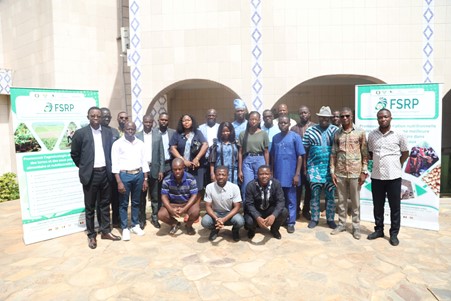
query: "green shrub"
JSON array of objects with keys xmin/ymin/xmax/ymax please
[{"xmin": 0, "ymin": 172, "xmax": 20, "ymax": 202}]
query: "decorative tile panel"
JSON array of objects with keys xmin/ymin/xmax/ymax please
[
  {"xmin": 128, "ymin": 0, "xmax": 143, "ymax": 130},
  {"xmin": 423, "ymin": 0, "xmax": 434, "ymax": 83},
  {"xmin": 0, "ymin": 68, "xmax": 12, "ymax": 95},
  {"xmin": 251, "ymin": 0, "xmax": 263, "ymax": 112}
]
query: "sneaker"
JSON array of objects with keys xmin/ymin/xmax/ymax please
[
  {"xmin": 287, "ymin": 225, "xmax": 295, "ymax": 233},
  {"xmin": 122, "ymin": 228, "xmax": 130, "ymax": 241},
  {"xmin": 308, "ymin": 221, "xmax": 318, "ymax": 229},
  {"xmin": 367, "ymin": 231, "xmax": 384, "ymax": 240},
  {"xmin": 169, "ymin": 222, "xmax": 180, "ymax": 236},
  {"xmin": 186, "ymin": 225, "xmax": 196, "ymax": 235},
  {"xmin": 327, "ymin": 220, "xmax": 337, "ymax": 229},
  {"xmin": 389, "ymin": 235, "xmax": 399, "ymax": 246},
  {"xmin": 331, "ymin": 225, "xmax": 346, "ymax": 235},
  {"xmin": 131, "ymin": 224, "xmax": 145, "ymax": 236},
  {"xmin": 209, "ymin": 229, "xmax": 219, "ymax": 241},
  {"xmin": 353, "ymin": 228, "xmax": 361, "ymax": 240}
]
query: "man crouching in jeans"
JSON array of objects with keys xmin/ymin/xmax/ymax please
[{"xmin": 159, "ymin": 158, "xmax": 200, "ymax": 236}]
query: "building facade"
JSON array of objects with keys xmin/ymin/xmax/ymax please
[{"xmin": 1, "ymin": 0, "xmax": 450, "ymax": 192}]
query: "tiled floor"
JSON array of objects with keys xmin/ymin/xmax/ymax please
[{"xmin": 1, "ymin": 199, "xmax": 450, "ymax": 300}]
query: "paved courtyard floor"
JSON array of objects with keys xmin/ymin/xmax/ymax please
[{"xmin": 1, "ymin": 198, "xmax": 451, "ymax": 301}]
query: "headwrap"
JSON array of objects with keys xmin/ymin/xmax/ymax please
[{"xmin": 233, "ymin": 98, "xmax": 247, "ymax": 110}]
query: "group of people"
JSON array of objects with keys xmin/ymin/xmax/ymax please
[{"xmin": 70, "ymin": 99, "xmax": 409, "ymax": 250}]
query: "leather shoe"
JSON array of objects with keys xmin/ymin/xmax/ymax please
[
  {"xmin": 287, "ymin": 225, "xmax": 295, "ymax": 233},
  {"xmin": 101, "ymin": 232, "xmax": 121, "ymax": 241},
  {"xmin": 367, "ymin": 231, "xmax": 384, "ymax": 240},
  {"xmin": 270, "ymin": 228, "xmax": 282, "ymax": 240},
  {"xmin": 208, "ymin": 229, "xmax": 219, "ymax": 241},
  {"xmin": 389, "ymin": 235, "xmax": 399, "ymax": 246},
  {"xmin": 232, "ymin": 230, "xmax": 240, "ymax": 242},
  {"xmin": 139, "ymin": 221, "xmax": 146, "ymax": 230},
  {"xmin": 327, "ymin": 221, "xmax": 337, "ymax": 229},
  {"xmin": 302, "ymin": 211, "xmax": 311, "ymax": 221},
  {"xmin": 88, "ymin": 237, "xmax": 97, "ymax": 249},
  {"xmin": 186, "ymin": 225, "xmax": 196, "ymax": 235},
  {"xmin": 151, "ymin": 217, "xmax": 161, "ymax": 229},
  {"xmin": 308, "ymin": 220, "xmax": 318, "ymax": 229},
  {"xmin": 247, "ymin": 229, "xmax": 255, "ymax": 239}
]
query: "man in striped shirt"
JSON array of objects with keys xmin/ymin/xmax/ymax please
[
  {"xmin": 159, "ymin": 158, "xmax": 200, "ymax": 236},
  {"xmin": 302, "ymin": 106, "xmax": 339, "ymax": 229}
]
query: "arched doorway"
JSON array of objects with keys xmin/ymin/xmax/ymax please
[
  {"xmin": 273, "ymin": 74, "xmax": 385, "ymax": 121},
  {"xmin": 146, "ymin": 79, "xmax": 240, "ymax": 129}
]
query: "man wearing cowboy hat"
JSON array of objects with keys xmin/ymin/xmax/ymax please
[{"xmin": 302, "ymin": 106, "xmax": 339, "ymax": 229}]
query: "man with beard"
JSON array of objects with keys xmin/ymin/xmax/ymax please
[
  {"xmin": 116, "ymin": 111, "xmax": 128, "ymax": 137},
  {"xmin": 290, "ymin": 105, "xmax": 316, "ymax": 220},
  {"xmin": 136, "ymin": 115, "xmax": 164, "ymax": 230}
]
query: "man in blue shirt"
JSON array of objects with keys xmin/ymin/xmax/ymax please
[
  {"xmin": 159, "ymin": 158, "xmax": 200, "ymax": 236},
  {"xmin": 270, "ymin": 116, "xmax": 305, "ymax": 233}
]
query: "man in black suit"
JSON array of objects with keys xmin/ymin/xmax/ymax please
[
  {"xmin": 136, "ymin": 114, "xmax": 165, "ymax": 229},
  {"xmin": 71, "ymin": 106, "xmax": 121, "ymax": 249}
]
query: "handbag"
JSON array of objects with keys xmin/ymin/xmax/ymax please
[{"xmin": 190, "ymin": 139, "xmax": 202, "ymax": 159}]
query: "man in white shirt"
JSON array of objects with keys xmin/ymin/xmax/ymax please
[
  {"xmin": 112, "ymin": 121, "xmax": 150, "ymax": 241},
  {"xmin": 199, "ymin": 109, "xmax": 220, "ymax": 148},
  {"xmin": 201, "ymin": 166, "xmax": 244, "ymax": 242}
]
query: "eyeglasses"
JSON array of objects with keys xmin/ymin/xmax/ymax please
[{"xmin": 340, "ymin": 115, "xmax": 351, "ymax": 119}]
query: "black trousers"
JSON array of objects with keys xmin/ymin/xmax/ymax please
[
  {"xmin": 84, "ymin": 169, "xmax": 111, "ymax": 238},
  {"xmin": 244, "ymin": 207, "xmax": 288, "ymax": 231},
  {"xmin": 371, "ymin": 178, "xmax": 401, "ymax": 236},
  {"xmin": 139, "ymin": 176, "xmax": 160, "ymax": 223},
  {"xmin": 96, "ymin": 176, "xmax": 119, "ymax": 226}
]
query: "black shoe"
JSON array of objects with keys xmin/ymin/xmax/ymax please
[
  {"xmin": 327, "ymin": 221, "xmax": 337, "ymax": 229},
  {"xmin": 389, "ymin": 235, "xmax": 399, "ymax": 246},
  {"xmin": 209, "ymin": 229, "xmax": 219, "ymax": 241},
  {"xmin": 232, "ymin": 230, "xmax": 240, "ymax": 242},
  {"xmin": 139, "ymin": 221, "xmax": 146, "ymax": 230},
  {"xmin": 270, "ymin": 228, "xmax": 282, "ymax": 240},
  {"xmin": 287, "ymin": 225, "xmax": 295, "ymax": 233},
  {"xmin": 150, "ymin": 217, "xmax": 161, "ymax": 229},
  {"xmin": 308, "ymin": 220, "xmax": 318, "ymax": 229},
  {"xmin": 367, "ymin": 231, "xmax": 384, "ymax": 240},
  {"xmin": 88, "ymin": 237, "xmax": 97, "ymax": 249},
  {"xmin": 302, "ymin": 211, "xmax": 311, "ymax": 221},
  {"xmin": 247, "ymin": 229, "xmax": 255, "ymax": 239}
]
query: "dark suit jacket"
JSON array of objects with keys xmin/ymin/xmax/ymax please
[
  {"xmin": 136, "ymin": 128, "xmax": 165, "ymax": 179},
  {"xmin": 159, "ymin": 127, "xmax": 175, "ymax": 157},
  {"xmin": 70, "ymin": 125, "xmax": 113, "ymax": 185}
]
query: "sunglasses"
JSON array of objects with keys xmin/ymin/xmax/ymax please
[{"xmin": 340, "ymin": 114, "xmax": 351, "ymax": 119}]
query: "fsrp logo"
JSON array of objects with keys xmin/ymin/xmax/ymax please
[
  {"xmin": 374, "ymin": 97, "xmax": 419, "ymax": 111},
  {"xmin": 43, "ymin": 102, "xmax": 75, "ymax": 113}
]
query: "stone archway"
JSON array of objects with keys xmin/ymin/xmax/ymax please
[
  {"xmin": 273, "ymin": 74, "xmax": 385, "ymax": 121},
  {"xmin": 146, "ymin": 79, "xmax": 240, "ymax": 128}
]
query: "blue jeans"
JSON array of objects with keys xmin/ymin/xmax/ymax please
[
  {"xmin": 201, "ymin": 211, "xmax": 245, "ymax": 231},
  {"xmin": 119, "ymin": 172, "xmax": 143, "ymax": 229},
  {"xmin": 242, "ymin": 155, "xmax": 266, "ymax": 202},
  {"xmin": 283, "ymin": 186, "xmax": 297, "ymax": 226}
]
